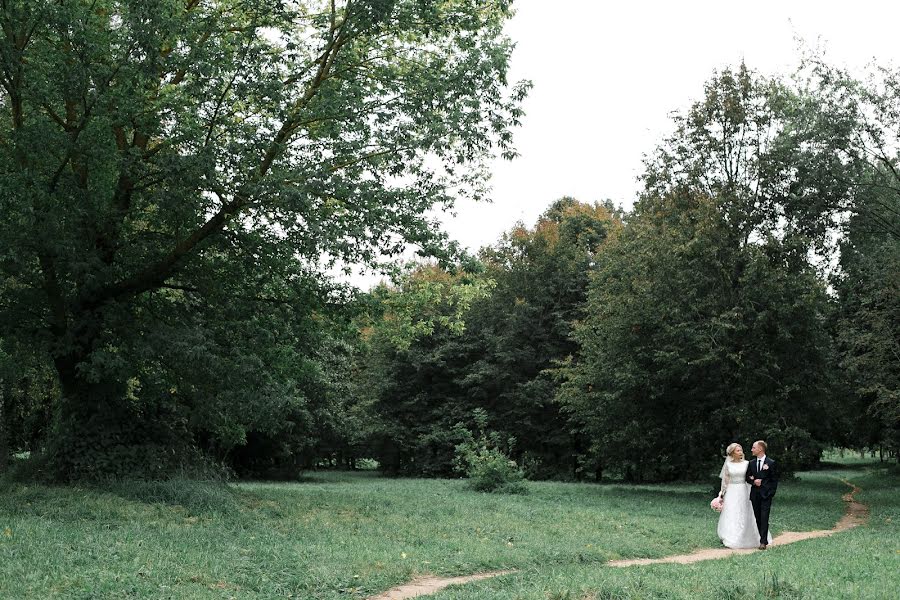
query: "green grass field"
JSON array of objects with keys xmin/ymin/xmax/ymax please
[{"xmin": 0, "ymin": 461, "xmax": 896, "ymax": 599}]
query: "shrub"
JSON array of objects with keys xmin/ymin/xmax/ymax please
[
  {"xmin": 454, "ymin": 409, "xmax": 527, "ymax": 494},
  {"xmin": 763, "ymin": 425, "xmax": 823, "ymax": 477},
  {"xmin": 1, "ymin": 451, "xmax": 52, "ymax": 484}
]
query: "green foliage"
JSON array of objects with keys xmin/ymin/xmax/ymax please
[
  {"xmin": 467, "ymin": 198, "xmax": 621, "ymax": 479},
  {"xmin": 360, "ymin": 265, "xmax": 494, "ymax": 476},
  {"xmin": 0, "ymin": 0, "xmax": 526, "ymax": 479},
  {"xmin": 227, "ymin": 333, "xmax": 372, "ymax": 478},
  {"xmin": 0, "ymin": 451, "xmax": 51, "ymax": 483},
  {"xmin": 455, "ymin": 442, "xmax": 527, "ymax": 494},
  {"xmin": 642, "ymin": 63, "xmax": 852, "ymax": 251},
  {"xmin": 763, "ymin": 425, "xmax": 823, "ymax": 476},
  {"xmin": 559, "ymin": 190, "xmax": 838, "ymax": 481},
  {"xmin": 558, "ymin": 67, "xmax": 847, "ymax": 481},
  {"xmin": 362, "ymin": 61, "xmax": 898, "ymax": 484},
  {"xmin": 0, "ymin": 340, "xmax": 57, "ymax": 469},
  {"xmin": 798, "ymin": 56, "xmax": 900, "ymax": 458},
  {"xmin": 454, "ymin": 409, "xmax": 527, "ymax": 494},
  {"xmin": 2, "ymin": 0, "xmax": 895, "ymax": 490},
  {"xmin": 834, "ymin": 226, "xmax": 900, "ymax": 454},
  {"xmin": 48, "ymin": 422, "xmax": 218, "ymax": 483},
  {"xmin": 364, "ymin": 199, "xmax": 620, "ymax": 480},
  {"xmin": 369, "ymin": 265, "xmax": 497, "ymax": 351}
]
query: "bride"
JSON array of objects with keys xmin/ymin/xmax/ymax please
[{"xmin": 716, "ymin": 442, "xmax": 772, "ymax": 548}]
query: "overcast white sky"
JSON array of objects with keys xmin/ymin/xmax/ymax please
[{"xmin": 350, "ymin": 0, "xmax": 900, "ymax": 288}]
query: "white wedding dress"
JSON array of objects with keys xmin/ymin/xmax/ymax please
[{"xmin": 717, "ymin": 459, "xmax": 772, "ymax": 548}]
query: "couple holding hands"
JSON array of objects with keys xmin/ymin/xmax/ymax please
[{"xmin": 715, "ymin": 440, "xmax": 778, "ymax": 550}]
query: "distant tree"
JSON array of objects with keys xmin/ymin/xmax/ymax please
[
  {"xmin": 227, "ymin": 329, "xmax": 367, "ymax": 478},
  {"xmin": 559, "ymin": 190, "xmax": 837, "ymax": 481},
  {"xmin": 800, "ymin": 59, "xmax": 900, "ymax": 459},
  {"xmin": 834, "ymin": 221, "xmax": 899, "ymax": 458},
  {"xmin": 364, "ymin": 199, "xmax": 620, "ymax": 479},
  {"xmin": 0, "ymin": 340, "xmax": 57, "ymax": 471},
  {"xmin": 0, "ymin": 0, "xmax": 527, "ymax": 480},
  {"xmin": 643, "ymin": 62, "xmax": 857, "ymax": 253},
  {"xmin": 463, "ymin": 198, "xmax": 620, "ymax": 478},
  {"xmin": 828, "ymin": 169, "xmax": 900, "ymax": 459},
  {"xmin": 559, "ymin": 66, "xmax": 844, "ymax": 481},
  {"xmin": 363, "ymin": 265, "xmax": 495, "ymax": 476}
]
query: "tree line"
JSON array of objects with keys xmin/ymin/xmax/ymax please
[
  {"xmin": 355, "ymin": 62, "xmax": 898, "ymax": 482},
  {"xmin": 1, "ymin": 1, "xmax": 896, "ymax": 482}
]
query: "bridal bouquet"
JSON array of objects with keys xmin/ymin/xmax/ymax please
[{"xmin": 710, "ymin": 496, "xmax": 724, "ymax": 512}]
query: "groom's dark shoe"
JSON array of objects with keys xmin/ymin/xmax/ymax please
[{"xmin": 758, "ymin": 544, "xmax": 767, "ymax": 550}]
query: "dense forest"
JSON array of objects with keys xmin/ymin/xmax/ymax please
[{"xmin": 0, "ymin": 1, "xmax": 896, "ymax": 483}]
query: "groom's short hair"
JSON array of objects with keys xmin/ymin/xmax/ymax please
[{"xmin": 755, "ymin": 440, "xmax": 768, "ymax": 453}]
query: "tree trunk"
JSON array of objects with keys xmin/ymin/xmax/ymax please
[
  {"xmin": 45, "ymin": 305, "xmax": 191, "ymax": 482},
  {"xmin": 45, "ymin": 347, "xmax": 129, "ymax": 480}
]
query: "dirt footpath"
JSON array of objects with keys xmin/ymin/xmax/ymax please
[{"xmin": 367, "ymin": 479, "xmax": 868, "ymax": 598}]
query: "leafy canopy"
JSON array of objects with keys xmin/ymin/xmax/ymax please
[{"xmin": 0, "ymin": 0, "xmax": 527, "ymax": 479}]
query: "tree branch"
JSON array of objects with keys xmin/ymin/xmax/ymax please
[
  {"xmin": 83, "ymin": 3, "xmax": 365, "ymax": 308},
  {"xmin": 160, "ymin": 283, "xmax": 301, "ymax": 307}
]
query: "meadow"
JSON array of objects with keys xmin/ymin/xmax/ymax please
[{"xmin": 0, "ymin": 460, "xmax": 896, "ymax": 599}]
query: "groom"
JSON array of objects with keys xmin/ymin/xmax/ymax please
[{"xmin": 746, "ymin": 440, "xmax": 778, "ymax": 550}]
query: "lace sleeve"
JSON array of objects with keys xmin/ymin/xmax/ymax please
[{"xmin": 718, "ymin": 460, "xmax": 729, "ymax": 496}]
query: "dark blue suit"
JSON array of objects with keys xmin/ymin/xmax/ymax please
[{"xmin": 746, "ymin": 456, "xmax": 778, "ymax": 545}]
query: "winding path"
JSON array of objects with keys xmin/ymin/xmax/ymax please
[
  {"xmin": 366, "ymin": 479, "xmax": 868, "ymax": 599},
  {"xmin": 607, "ymin": 479, "xmax": 868, "ymax": 567},
  {"xmin": 366, "ymin": 571, "xmax": 514, "ymax": 600}
]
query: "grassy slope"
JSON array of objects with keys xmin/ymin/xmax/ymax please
[{"xmin": 0, "ymin": 463, "xmax": 895, "ymax": 599}]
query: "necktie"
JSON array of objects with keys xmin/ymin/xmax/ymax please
[{"xmin": 757, "ymin": 459, "xmax": 762, "ymax": 473}]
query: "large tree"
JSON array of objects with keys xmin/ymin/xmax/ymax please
[
  {"xmin": 462, "ymin": 198, "xmax": 620, "ymax": 478},
  {"xmin": 559, "ymin": 66, "xmax": 843, "ymax": 481},
  {"xmin": 642, "ymin": 62, "xmax": 860, "ymax": 253},
  {"xmin": 834, "ymin": 203, "xmax": 900, "ymax": 457},
  {"xmin": 559, "ymin": 192, "xmax": 837, "ymax": 481},
  {"xmin": 804, "ymin": 58, "xmax": 900, "ymax": 457},
  {"xmin": 0, "ymin": 0, "xmax": 527, "ymax": 479}
]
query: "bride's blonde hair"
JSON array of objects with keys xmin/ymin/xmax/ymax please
[{"xmin": 725, "ymin": 442, "xmax": 741, "ymax": 459}]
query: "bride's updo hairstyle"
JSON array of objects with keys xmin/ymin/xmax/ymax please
[{"xmin": 725, "ymin": 442, "xmax": 741, "ymax": 459}]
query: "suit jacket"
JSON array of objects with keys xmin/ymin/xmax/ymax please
[{"xmin": 746, "ymin": 456, "xmax": 778, "ymax": 500}]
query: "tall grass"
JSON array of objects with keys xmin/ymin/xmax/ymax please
[{"xmin": 0, "ymin": 462, "xmax": 894, "ymax": 599}]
